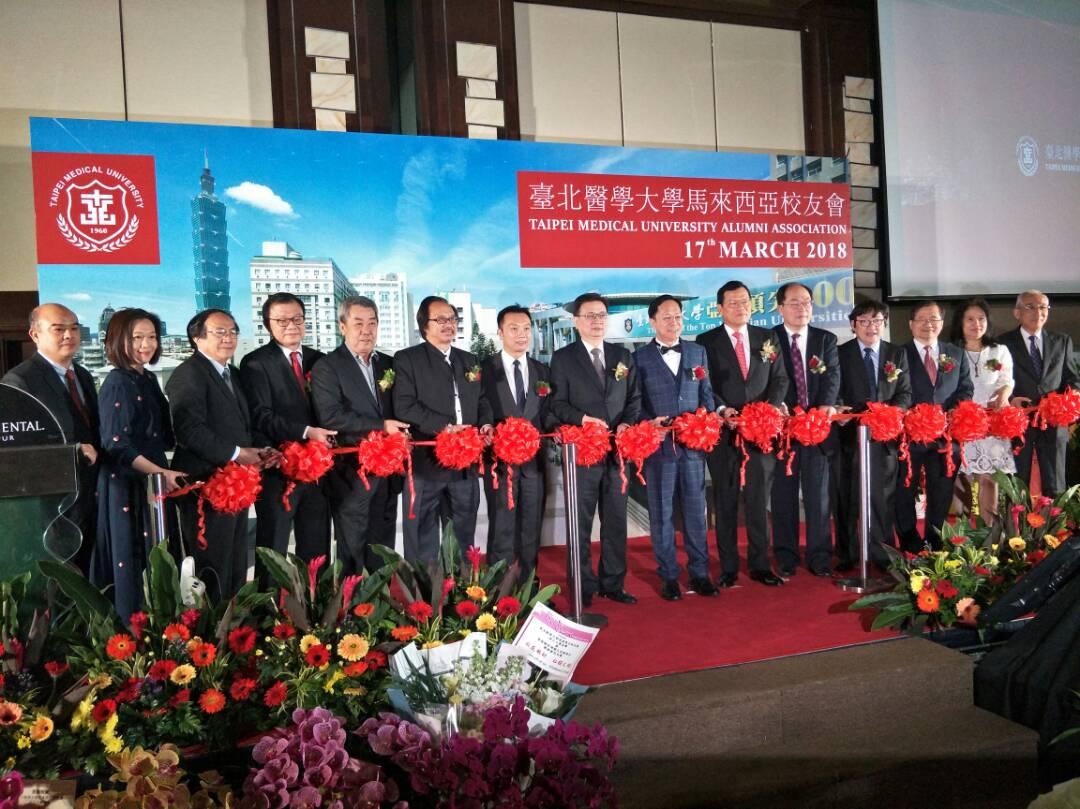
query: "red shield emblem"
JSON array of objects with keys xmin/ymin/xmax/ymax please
[{"xmin": 63, "ymin": 179, "xmax": 132, "ymax": 247}]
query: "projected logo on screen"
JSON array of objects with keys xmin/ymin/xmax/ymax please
[
  {"xmin": 31, "ymin": 152, "xmax": 160, "ymax": 264},
  {"xmin": 1016, "ymin": 136, "xmax": 1039, "ymax": 177}
]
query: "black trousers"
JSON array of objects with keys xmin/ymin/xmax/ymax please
[
  {"xmin": 484, "ymin": 464, "xmax": 545, "ymax": 582},
  {"xmin": 177, "ymin": 493, "xmax": 249, "ymax": 602},
  {"xmin": 771, "ymin": 443, "xmax": 833, "ymax": 573},
  {"xmin": 707, "ymin": 434, "xmax": 774, "ymax": 575},
  {"xmin": 895, "ymin": 443, "xmax": 957, "ymax": 550},
  {"xmin": 324, "ymin": 462, "xmax": 393, "ymax": 576},
  {"xmin": 254, "ymin": 470, "xmax": 330, "ymax": 586},
  {"xmin": 569, "ymin": 458, "xmax": 627, "ymax": 596},
  {"xmin": 1015, "ymin": 425, "xmax": 1068, "ymax": 496},
  {"xmin": 402, "ymin": 473, "xmax": 479, "ymax": 564}
]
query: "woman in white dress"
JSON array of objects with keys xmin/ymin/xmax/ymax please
[{"xmin": 949, "ymin": 298, "xmax": 1015, "ymax": 521}]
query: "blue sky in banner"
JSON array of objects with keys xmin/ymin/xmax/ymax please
[{"xmin": 31, "ymin": 118, "xmax": 843, "ymax": 338}]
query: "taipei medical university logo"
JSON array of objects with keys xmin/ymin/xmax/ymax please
[
  {"xmin": 1016, "ymin": 136, "xmax": 1039, "ymax": 177},
  {"xmin": 32, "ymin": 152, "xmax": 160, "ymax": 264}
]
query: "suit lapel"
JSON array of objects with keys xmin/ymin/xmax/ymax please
[
  {"xmin": 576, "ymin": 341, "xmax": 606, "ymax": 395},
  {"xmin": 493, "ymin": 358, "xmax": 520, "ymax": 417},
  {"xmin": 524, "ymin": 358, "xmax": 544, "ymax": 420}
]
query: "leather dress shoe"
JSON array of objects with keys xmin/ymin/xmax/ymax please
[
  {"xmin": 750, "ymin": 570, "xmax": 785, "ymax": 586},
  {"xmin": 660, "ymin": 579, "xmax": 682, "ymax": 601},
  {"xmin": 778, "ymin": 566, "xmax": 797, "ymax": 578},
  {"xmin": 811, "ymin": 567, "xmax": 834, "ymax": 577},
  {"xmin": 581, "ymin": 593, "xmax": 593, "ymax": 608},
  {"xmin": 688, "ymin": 576, "xmax": 720, "ymax": 597},
  {"xmin": 598, "ymin": 589, "xmax": 638, "ymax": 605},
  {"xmin": 835, "ymin": 561, "xmax": 855, "ymax": 573},
  {"xmin": 718, "ymin": 573, "xmax": 738, "ymax": 588}
]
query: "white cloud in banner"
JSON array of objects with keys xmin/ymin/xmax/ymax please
[
  {"xmin": 64, "ymin": 292, "xmax": 92, "ymax": 301},
  {"xmin": 584, "ymin": 148, "xmax": 639, "ymax": 175},
  {"xmin": 224, "ymin": 182, "xmax": 298, "ymax": 218}
]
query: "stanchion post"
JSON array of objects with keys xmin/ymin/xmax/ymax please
[
  {"xmin": 147, "ymin": 473, "xmax": 169, "ymax": 546},
  {"xmin": 836, "ymin": 422, "xmax": 891, "ymax": 593},
  {"xmin": 561, "ymin": 442, "xmax": 607, "ymax": 629}
]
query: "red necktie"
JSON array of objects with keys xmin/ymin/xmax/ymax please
[
  {"xmin": 65, "ymin": 368, "xmax": 91, "ymax": 427},
  {"xmin": 733, "ymin": 331, "xmax": 749, "ymax": 381},
  {"xmin": 290, "ymin": 351, "xmax": 306, "ymax": 391},
  {"xmin": 923, "ymin": 345, "xmax": 937, "ymax": 386}
]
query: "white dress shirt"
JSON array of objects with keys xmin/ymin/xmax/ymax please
[
  {"xmin": 440, "ymin": 346, "xmax": 463, "ymax": 424},
  {"xmin": 784, "ymin": 326, "xmax": 809, "ymax": 378},
  {"xmin": 501, "ymin": 350, "xmax": 530, "ymax": 400}
]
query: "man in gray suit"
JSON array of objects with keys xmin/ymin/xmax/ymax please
[{"xmin": 999, "ymin": 289, "xmax": 1079, "ymax": 495}]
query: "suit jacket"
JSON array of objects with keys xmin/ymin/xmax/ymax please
[
  {"xmin": 166, "ymin": 351, "xmax": 253, "ymax": 481},
  {"xmin": 903, "ymin": 340, "xmax": 974, "ymax": 409},
  {"xmin": 837, "ymin": 339, "xmax": 913, "ymax": 412},
  {"xmin": 696, "ymin": 324, "xmax": 788, "ymax": 409},
  {"xmin": 239, "ymin": 341, "xmax": 325, "ymax": 446},
  {"xmin": 310, "ymin": 344, "xmax": 394, "ymax": 447},
  {"xmin": 548, "ymin": 340, "xmax": 641, "ymax": 430},
  {"xmin": 392, "ymin": 341, "xmax": 493, "ymax": 478},
  {"xmin": 634, "ymin": 339, "xmax": 714, "ymax": 460},
  {"xmin": 772, "ymin": 325, "xmax": 840, "ymax": 410},
  {"xmin": 480, "ymin": 353, "xmax": 551, "ymax": 476},
  {"xmin": 2, "ymin": 353, "xmax": 100, "ymax": 446},
  {"xmin": 999, "ymin": 328, "xmax": 1079, "ymax": 404}
]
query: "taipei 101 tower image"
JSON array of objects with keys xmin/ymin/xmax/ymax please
[{"xmin": 191, "ymin": 153, "xmax": 230, "ymax": 311}]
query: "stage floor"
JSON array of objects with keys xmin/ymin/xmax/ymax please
[{"xmin": 538, "ymin": 533, "xmax": 896, "ymax": 686}]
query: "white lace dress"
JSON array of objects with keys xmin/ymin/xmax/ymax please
[{"xmin": 961, "ymin": 344, "xmax": 1016, "ymax": 474}]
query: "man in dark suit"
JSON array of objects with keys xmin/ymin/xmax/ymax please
[
  {"xmin": 634, "ymin": 295, "xmax": 717, "ymax": 601},
  {"xmin": 1000, "ymin": 290, "xmax": 1079, "ymax": 496},
  {"xmin": 239, "ymin": 293, "xmax": 334, "ymax": 585},
  {"xmin": 770, "ymin": 282, "xmax": 841, "ymax": 578},
  {"xmin": 393, "ymin": 296, "xmax": 493, "ymax": 563},
  {"xmin": 481, "ymin": 305, "xmax": 552, "ymax": 584},
  {"xmin": 697, "ymin": 281, "xmax": 788, "ymax": 588},
  {"xmin": 895, "ymin": 300, "xmax": 974, "ymax": 550},
  {"xmin": 834, "ymin": 300, "xmax": 913, "ymax": 569},
  {"xmin": 312, "ymin": 296, "xmax": 409, "ymax": 575},
  {"xmin": 2, "ymin": 303, "xmax": 100, "ymax": 573},
  {"xmin": 549, "ymin": 292, "xmax": 641, "ymax": 606},
  {"xmin": 166, "ymin": 309, "xmax": 270, "ymax": 601}
]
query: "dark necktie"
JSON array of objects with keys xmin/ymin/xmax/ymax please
[
  {"xmin": 221, "ymin": 366, "xmax": 235, "ymax": 396},
  {"xmin": 64, "ymin": 369, "xmax": 91, "ymax": 427},
  {"xmin": 513, "ymin": 359, "xmax": 526, "ymax": 411},
  {"xmin": 863, "ymin": 347, "xmax": 878, "ymax": 401},
  {"xmin": 658, "ymin": 342, "xmax": 681, "ymax": 354},
  {"xmin": 1029, "ymin": 335, "xmax": 1044, "ymax": 379},
  {"xmin": 791, "ymin": 333, "xmax": 809, "ymax": 409},
  {"xmin": 923, "ymin": 345, "xmax": 937, "ymax": 386},
  {"xmin": 591, "ymin": 347, "xmax": 605, "ymax": 384},
  {"xmin": 290, "ymin": 351, "xmax": 306, "ymax": 391}
]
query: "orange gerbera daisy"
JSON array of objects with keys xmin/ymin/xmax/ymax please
[
  {"xmin": 391, "ymin": 625, "xmax": 418, "ymax": 642},
  {"xmin": 163, "ymin": 623, "xmax": 191, "ymax": 643},
  {"xmin": 199, "ymin": 688, "xmax": 226, "ymax": 714},
  {"xmin": 0, "ymin": 700, "xmax": 23, "ymax": 725},
  {"xmin": 337, "ymin": 634, "xmax": 370, "ymax": 662},
  {"xmin": 916, "ymin": 589, "xmax": 940, "ymax": 613},
  {"xmin": 1026, "ymin": 513, "xmax": 1046, "ymax": 528},
  {"xmin": 352, "ymin": 602, "xmax": 375, "ymax": 619},
  {"xmin": 190, "ymin": 643, "xmax": 217, "ymax": 667},
  {"xmin": 105, "ymin": 633, "xmax": 137, "ymax": 661},
  {"xmin": 465, "ymin": 585, "xmax": 486, "ymax": 601}
]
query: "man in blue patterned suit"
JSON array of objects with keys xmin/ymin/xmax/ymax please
[
  {"xmin": 895, "ymin": 300, "xmax": 973, "ymax": 551},
  {"xmin": 770, "ymin": 282, "xmax": 840, "ymax": 578},
  {"xmin": 634, "ymin": 295, "xmax": 718, "ymax": 601}
]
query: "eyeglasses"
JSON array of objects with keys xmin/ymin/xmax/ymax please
[
  {"xmin": 855, "ymin": 318, "xmax": 886, "ymax": 328},
  {"xmin": 723, "ymin": 299, "xmax": 753, "ymax": 310},
  {"xmin": 207, "ymin": 327, "xmax": 240, "ymax": 338},
  {"xmin": 431, "ymin": 316, "xmax": 460, "ymax": 326},
  {"xmin": 270, "ymin": 316, "xmax": 305, "ymax": 327},
  {"xmin": 781, "ymin": 300, "xmax": 813, "ymax": 309},
  {"xmin": 1020, "ymin": 304, "xmax": 1051, "ymax": 313},
  {"xmin": 912, "ymin": 318, "xmax": 944, "ymax": 326},
  {"xmin": 655, "ymin": 315, "xmax": 683, "ymax": 324},
  {"xmin": 577, "ymin": 312, "xmax": 608, "ymax": 322}
]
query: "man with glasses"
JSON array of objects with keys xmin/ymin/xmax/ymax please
[
  {"xmin": 1000, "ymin": 290, "xmax": 1078, "ymax": 495},
  {"xmin": 896, "ymin": 301, "xmax": 973, "ymax": 551},
  {"xmin": 634, "ymin": 295, "xmax": 717, "ymax": 601},
  {"xmin": 239, "ymin": 293, "xmax": 334, "ymax": 584},
  {"xmin": 697, "ymin": 281, "xmax": 788, "ymax": 588},
  {"xmin": 167, "ymin": 309, "xmax": 273, "ymax": 600},
  {"xmin": 3, "ymin": 303, "xmax": 101, "ymax": 573},
  {"xmin": 770, "ymin": 282, "xmax": 840, "ymax": 578},
  {"xmin": 550, "ymin": 292, "xmax": 641, "ymax": 605},
  {"xmin": 835, "ymin": 300, "xmax": 912, "ymax": 569},
  {"xmin": 393, "ymin": 296, "xmax": 493, "ymax": 563}
]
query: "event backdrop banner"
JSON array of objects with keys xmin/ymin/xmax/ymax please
[{"xmin": 29, "ymin": 118, "xmax": 853, "ymax": 373}]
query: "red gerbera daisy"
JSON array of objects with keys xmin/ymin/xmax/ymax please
[
  {"xmin": 190, "ymin": 643, "xmax": 217, "ymax": 668},
  {"xmin": 92, "ymin": 699, "xmax": 117, "ymax": 723},
  {"xmin": 344, "ymin": 661, "xmax": 369, "ymax": 678},
  {"xmin": 115, "ymin": 677, "xmax": 141, "ymax": 704},
  {"xmin": 163, "ymin": 623, "xmax": 191, "ymax": 643},
  {"xmin": 105, "ymin": 633, "xmax": 136, "ymax": 661},
  {"xmin": 148, "ymin": 660, "xmax": 178, "ymax": 681},
  {"xmin": 264, "ymin": 681, "xmax": 288, "ymax": 707},
  {"xmin": 272, "ymin": 623, "xmax": 296, "ymax": 640},
  {"xmin": 229, "ymin": 678, "xmax": 256, "ymax": 701},
  {"xmin": 935, "ymin": 579, "xmax": 958, "ymax": 599},
  {"xmin": 454, "ymin": 601, "xmax": 479, "ymax": 620},
  {"xmin": 495, "ymin": 596, "xmax": 521, "ymax": 618},
  {"xmin": 405, "ymin": 601, "xmax": 434, "ymax": 622},
  {"xmin": 352, "ymin": 602, "xmax": 375, "ymax": 619},
  {"xmin": 390, "ymin": 626, "xmax": 418, "ymax": 643},
  {"xmin": 364, "ymin": 650, "xmax": 387, "ymax": 670},
  {"xmin": 128, "ymin": 611, "xmax": 149, "ymax": 637},
  {"xmin": 227, "ymin": 626, "xmax": 257, "ymax": 655},
  {"xmin": 199, "ymin": 689, "xmax": 226, "ymax": 714},
  {"xmin": 169, "ymin": 689, "xmax": 190, "ymax": 708},
  {"xmin": 181, "ymin": 609, "xmax": 201, "ymax": 627},
  {"xmin": 44, "ymin": 661, "xmax": 69, "ymax": 678},
  {"xmin": 305, "ymin": 644, "xmax": 330, "ymax": 667}
]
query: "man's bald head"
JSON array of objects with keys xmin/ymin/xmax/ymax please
[{"xmin": 29, "ymin": 303, "xmax": 82, "ymax": 366}]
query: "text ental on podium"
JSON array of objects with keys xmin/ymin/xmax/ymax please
[{"xmin": 517, "ymin": 170, "xmax": 853, "ymax": 269}]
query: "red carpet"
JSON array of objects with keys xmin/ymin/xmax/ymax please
[{"xmin": 536, "ymin": 532, "xmax": 895, "ymax": 686}]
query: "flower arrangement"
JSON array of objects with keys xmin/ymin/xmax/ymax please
[
  {"xmin": 993, "ymin": 471, "xmax": 1077, "ymax": 578},
  {"xmin": 74, "ymin": 744, "xmax": 232, "ymax": 808}
]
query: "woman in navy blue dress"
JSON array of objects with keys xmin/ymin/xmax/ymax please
[{"xmin": 92, "ymin": 309, "xmax": 187, "ymax": 621}]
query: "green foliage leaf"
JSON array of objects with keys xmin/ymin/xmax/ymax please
[
  {"xmin": 37, "ymin": 560, "xmax": 116, "ymax": 627},
  {"xmin": 849, "ymin": 591, "xmax": 907, "ymax": 610},
  {"xmin": 871, "ymin": 605, "xmax": 913, "ymax": 631},
  {"xmin": 145, "ymin": 544, "xmax": 182, "ymax": 620}
]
